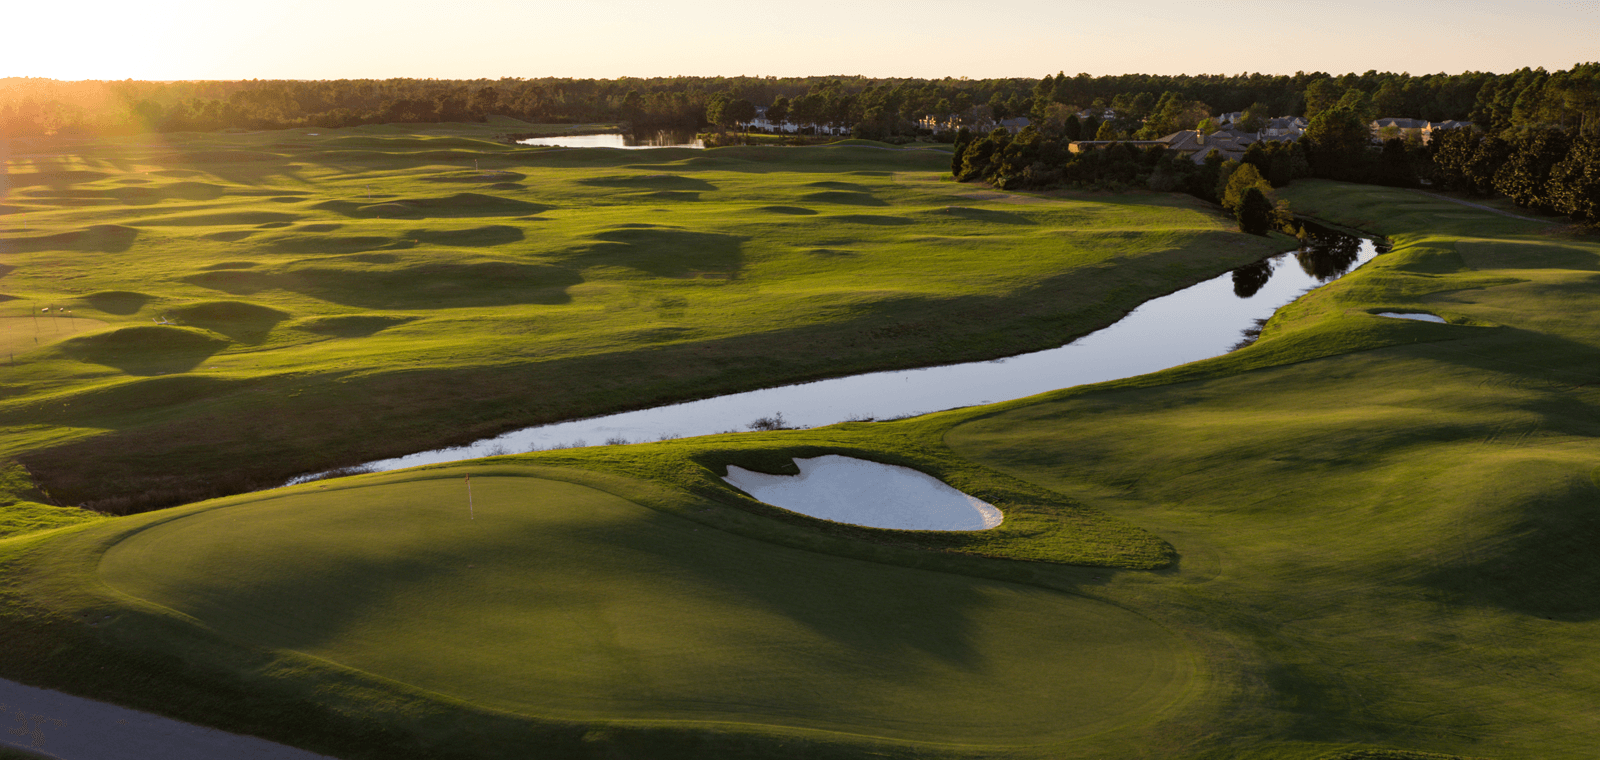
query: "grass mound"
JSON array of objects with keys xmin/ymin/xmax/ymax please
[
  {"xmin": 154, "ymin": 149, "xmax": 283, "ymax": 163},
  {"xmin": 406, "ymin": 225, "xmax": 525, "ymax": 247},
  {"xmin": 293, "ymin": 314, "xmax": 415, "ymax": 337},
  {"xmin": 578, "ymin": 174, "xmax": 717, "ymax": 191},
  {"xmin": 82, "ymin": 291, "xmax": 152, "ymax": 315},
  {"xmin": 802, "ymin": 190, "xmax": 888, "ymax": 206},
  {"xmin": 421, "ymin": 169, "xmax": 529, "ymax": 183},
  {"xmin": 261, "ymin": 233, "xmax": 404, "ymax": 255},
  {"xmin": 929, "ymin": 206, "xmax": 1036, "ymax": 225},
  {"xmin": 86, "ymin": 468, "xmax": 1190, "ymax": 748},
  {"xmin": 167, "ymin": 301, "xmax": 289, "ymax": 343},
  {"xmin": 312, "ymin": 193, "xmax": 549, "ymax": 219},
  {"xmin": 0, "ymin": 224, "xmax": 139, "ymax": 253},
  {"xmin": 57, "ymin": 325, "xmax": 228, "ymax": 374},
  {"xmin": 271, "ymin": 260, "xmax": 581, "ymax": 308},
  {"xmin": 132, "ymin": 211, "xmax": 301, "ymax": 227},
  {"xmin": 3, "ymin": 169, "xmax": 108, "ymax": 188},
  {"xmin": 564, "ymin": 227, "xmax": 744, "ymax": 277},
  {"xmin": 752, "ymin": 205, "xmax": 817, "ymax": 215}
]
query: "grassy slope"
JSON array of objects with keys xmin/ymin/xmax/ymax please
[
  {"xmin": 0, "ymin": 121, "xmax": 1283, "ymax": 513},
  {"xmin": 941, "ymin": 180, "xmax": 1600, "ymax": 759},
  {"xmin": 1, "ymin": 459, "xmax": 1194, "ymax": 760},
  {"xmin": 10, "ymin": 132, "xmax": 1577, "ymax": 759}
]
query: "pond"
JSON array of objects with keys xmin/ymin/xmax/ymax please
[
  {"xmin": 722, "ymin": 455, "xmax": 1003, "ymax": 531},
  {"xmin": 517, "ymin": 129, "xmax": 703, "ymax": 149},
  {"xmin": 291, "ymin": 225, "xmax": 1380, "ymax": 482}
]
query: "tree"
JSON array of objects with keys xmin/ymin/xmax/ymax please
[
  {"xmin": 726, "ymin": 98, "xmax": 756, "ymax": 131},
  {"xmin": 1095, "ymin": 120, "xmax": 1119, "ymax": 140},
  {"xmin": 1238, "ymin": 102, "xmax": 1271, "ymax": 132},
  {"xmin": 1221, "ymin": 162, "xmax": 1271, "ymax": 211},
  {"xmin": 1494, "ymin": 129, "xmax": 1572, "ymax": 210},
  {"xmin": 767, "ymin": 96, "xmax": 789, "ymax": 127},
  {"xmin": 1372, "ymin": 81, "xmax": 1406, "ymax": 117},
  {"xmin": 1238, "ymin": 186, "xmax": 1276, "ymax": 234},
  {"xmin": 1548, "ymin": 136, "xmax": 1600, "ymax": 224},
  {"xmin": 1302, "ymin": 107, "xmax": 1372, "ymax": 179},
  {"xmin": 705, "ymin": 92, "xmax": 732, "ymax": 130},
  {"xmin": 1304, "ymin": 79, "xmax": 1344, "ymax": 119}
]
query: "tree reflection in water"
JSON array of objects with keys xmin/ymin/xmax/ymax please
[
  {"xmin": 1232, "ymin": 258, "xmax": 1276, "ymax": 298},
  {"xmin": 1294, "ymin": 223, "xmax": 1364, "ymax": 282},
  {"xmin": 1226, "ymin": 222, "xmax": 1366, "ymax": 301}
]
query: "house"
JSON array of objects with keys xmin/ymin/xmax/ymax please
[
  {"xmin": 998, "ymin": 117, "xmax": 1031, "ymax": 134},
  {"xmin": 1432, "ymin": 120, "xmax": 1473, "ymax": 132},
  {"xmin": 1262, "ymin": 117, "xmax": 1307, "ymax": 140},
  {"xmin": 1370, "ymin": 117, "xmax": 1431, "ymax": 142},
  {"xmin": 1217, "ymin": 111, "xmax": 1244, "ymax": 127},
  {"xmin": 748, "ymin": 106, "xmax": 848, "ymax": 136},
  {"xmin": 1067, "ymin": 139, "xmax": 1166, "ymax": 154},
  {"xmin": 1159, "ymin": 129, "xmax": 1257, "ymax": 164},
  {"xmin": 1368, "ymin": 117, "xmax": 1474, "ymax": 144},
  {"xmin": 917, "ymin": 113, "xmax": 967, "ymax": 134}
]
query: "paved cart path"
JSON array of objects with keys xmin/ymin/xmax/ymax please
[
  {"xmin": 1415, "ymin": 190, "xmax": 1550, "ymax": 223},
  {"xmin": 0, "ymin": 678, "xmax": 337, "ymax": 760}
]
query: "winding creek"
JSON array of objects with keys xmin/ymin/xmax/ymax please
[{"xmin": 294, "ymin": 226, "xmax": 1379, "ymax": 482}]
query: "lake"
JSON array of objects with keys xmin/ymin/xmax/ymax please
[
  {"xmin": 292, "ymin": 226, "xmax": 1380, "ymax": 481},
  {"xmin": 517, "ymin": 130, "xmax": 704, "ymax": 149}
]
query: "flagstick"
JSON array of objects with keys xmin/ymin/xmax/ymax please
[{"xmin": 466, "ymin": 474, "xmax": 474, "ymax": 519}]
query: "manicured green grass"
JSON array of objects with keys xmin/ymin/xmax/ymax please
[
  {"xmin": 10, "ymin": 131, "xmax": 1581, "ymax": 760},
  {"xmin": 935, "ymin": 180, "xmax": 1600, "ymax": 759},
  {"xmin": 90, "ymin": 469, "xmax": 1188, "ymax": 748},
  {"xmin": 0, "ymin": 120, "xmax": 1283, "ymax": 513}
]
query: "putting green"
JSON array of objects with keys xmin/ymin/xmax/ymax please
[
  {"xmin": 0, "ymin": 315, "xmax": 105, "ymax": 357},
  {"xmin": 98, "ymin": 474, "xmax": 1191, "ymax": 745}
]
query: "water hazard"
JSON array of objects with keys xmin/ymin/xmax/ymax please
[
  {"xmin": 517, "ymin": 129, "xmax": 704, "ymax": 150},
  {"xmin": 296, "ymin": 226, "xmax": 1380, "ymax": 481}
]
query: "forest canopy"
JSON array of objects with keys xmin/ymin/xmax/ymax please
[{"xmin": 2, "ymin": 64, "xmax": 1597, "ymax": 138}]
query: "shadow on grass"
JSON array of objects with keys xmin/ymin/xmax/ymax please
[
  {"xmin": 167, "ymin": 301, "xmax": 290, "ymax": 344},
  {"xmin": 407, "ymin": 225, "xmax": 525, "ymax": 247},
  {"xmin": 578, "ymin": 174, "xmax": 716, "ymax": 192},
  {"xmin": 929, "ymin": 206, "xmax": 1036, "ymax": 225},
  {"xmin": 185, "ymin": 261, "xmax": 582, "ymax": 309},
  {"xmin": 57, "ymin": 325, "xmax": 228, "ymax": 375},
  {"xmin": 0, "ymin": 225, "xmax": 139, "ymax": 253},
  {"xmin": 312, "ymin": 193, "xmax": 551, "ymax": 219},
  {"xmin": 802, "ymin": 191, "xmax": 888, "ymax": 207},
  {"xmin": 294, "ymin": 314, "xmax": 416, "ymax": 337},
  {"xmin": 560, "ymin": 228, "xmax": 745, "ymax": 278},
  {"xmin": 82, "ymin": 291, "xmax": 152, "ymax": 315}
]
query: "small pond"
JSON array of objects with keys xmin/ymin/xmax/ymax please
[
  {"xmin": 291, "ymin": 225, "xmax": 1381, "ymax": 483},
  {"xmin": 722, "ymin": 455, "xmax": 1003, "ymax": 531},
  {"xmin": 1377, "ymin": 312, "xmax": 1447, "ymax": 323},
  {"xmin": 517, "ymin": 129, "xmax": 703, "ymax": 150}
]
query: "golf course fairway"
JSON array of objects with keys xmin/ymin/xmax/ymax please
[
  {"xmin": 90, "ymin": 470, "xmax": 1189, "ymax": 748},
  {"xmin": 7, "ymin": 121, "xmax": 1600, "ymax": 760}
]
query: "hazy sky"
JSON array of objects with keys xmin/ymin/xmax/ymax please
[{"xmin": 6, "ymin": 0, "xmax": 1597, "ymax": 81}]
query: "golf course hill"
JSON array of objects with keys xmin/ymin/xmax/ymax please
[{"xmin": 0, "ymin": 122, "xmax": 1595, "ymax": 759}]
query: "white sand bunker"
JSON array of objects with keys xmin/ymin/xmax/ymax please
[
  {"xmin": 722, "ymin": 455, "xmax": 1003, "ymax": 531},
  {"xmin": 1377, "ymin": 311, "xmax": 1447, "ymax": 323}
]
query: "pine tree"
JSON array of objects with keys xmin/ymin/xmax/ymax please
[{"xmin": 1238, "ymin": 187, "xmax": 1275, "ymax": 234}]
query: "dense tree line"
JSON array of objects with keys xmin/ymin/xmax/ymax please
[
  {"xmin": 2, "ymin": 65, "xmax": 1595, "ymax": 140},
  {"xmin": 1434, "ymin": 128, "xmax": 1600, "ymax": 224},
  {"xmin": 950, "ymin": 124, "xmax": 1303, "ymax": 234}
]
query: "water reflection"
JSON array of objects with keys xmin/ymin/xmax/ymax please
[
  {"xmin": 1232, "ymin": 258, "xmax": 1275, "ymax": 298},
  {"xmin": 292, "ymin": 228, "xmax": 1380, "ymax": 480},
  {"xmin": 1294, "ymin": 222, "xmax": 1365, "ymax": 281},
  {"xmin": 517, "ymin": 129, "xmax": 704, "ymax": 149}
]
